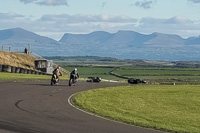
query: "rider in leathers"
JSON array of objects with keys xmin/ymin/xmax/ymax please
[{"xmin": 70, "ymin": 68, "xmax": 79, "ymax": 84}]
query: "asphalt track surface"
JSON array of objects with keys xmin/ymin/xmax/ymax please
[{"xmin": 0, "ymin": 80, "xmax": 165, "ymax": 133}]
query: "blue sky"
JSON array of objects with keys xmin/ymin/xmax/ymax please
[{"xmin": 0, "ymin": 0, "xmax": 200, "ymax": 40}]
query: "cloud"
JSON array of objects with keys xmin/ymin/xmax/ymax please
[
  {"xmin": 137, "ymin": 16, "xmax": 200, "ymax": 38},
  {"xmin": 39, "ymin": 14, "xmax": 137, "ymax": 23},
  {"xmin": 37, "ymin": 0, "xmax": 68, "ymax": 6},
  {"xmin": 19, "ymin": 0, "xmax": 68, "ymax": 6},
  {"xmin": 20, "ymin": 0, "xmax": 37, "ymax": 4},
  {"xmin": 1, "ymin": 12, "xmax": 200, "ymax": 40},
  {"xmin": 188, "ymin": 0, "xmax": 200, "ymax": 3},
  {"xmin": 0, "ymin": 12, "xmax": 27, "ymax": 22},
  {"xmin": 163, "ymin": 16, "xmax": 193, "ymax": 24},
  {"xmin": 134, "ymin": 0, "xmax": 155, "ymax": 9}
]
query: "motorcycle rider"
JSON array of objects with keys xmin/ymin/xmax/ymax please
[
  {"xmin": 69, "ymin": 68, "xmax": 79, "ymax": 86},
  {"xmin": 52, "ymin": 66, "xmax": 62, "ymax": 82}
]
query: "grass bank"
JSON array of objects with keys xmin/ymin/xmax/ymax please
[
  {"xmin": 72, "ymin": 85, "xmax": 200, "ymax": 133},
  {"xmin": 0, "ymin": 51, "xmax": 36, "ymax": 69}
]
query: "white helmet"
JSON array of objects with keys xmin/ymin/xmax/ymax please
[{"xmin": 74, "ymin": 68, "xmax": 77, "ymax": 71}]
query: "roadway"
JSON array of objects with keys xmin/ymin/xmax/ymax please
[{"xmin": 0, "ymin": 80, "xmax": 165, "ymax": 133}]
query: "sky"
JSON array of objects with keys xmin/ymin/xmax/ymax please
[{"xmin": 0, "ymin": 0, "xmax": 200, "ymax": 40}]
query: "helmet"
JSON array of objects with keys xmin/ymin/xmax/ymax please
[
  {"xmin": 74, "ymin": 68, "xmax": 77, "ymax": 71},
  {"xmin": 57, "ymin": 66, "xmax": 60, "ymax": 69}
]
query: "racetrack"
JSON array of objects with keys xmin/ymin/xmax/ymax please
[{"xmin": 0, "ymin": 80, "xmax": 165, "ymax": 133}]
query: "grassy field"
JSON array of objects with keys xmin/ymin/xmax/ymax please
[
  {"xmin": 0, "ymin": 72, "xmax": 68, "ymax": 81},
  {"xmin": 62, "ymin": 65, "xmax": 200, "ymax": 84},
  {"xmin": 64, "ymin": 66, "xmax": 123, "ymax": 80},
  {"xmin": 2, "ymin": 66, "xmax": 199, "ymax": 84},
  {"xmin": 112, "ymin": 67, "xmax": 200, "ymax": 84},
  {"xmin": 72, "ymin": 85, "xmax": 200, "ymax": 133}
]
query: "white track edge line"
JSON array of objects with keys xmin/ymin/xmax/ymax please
[{"xmin": 67, "ymin": 93, "xmax": 164, "ymax": 133}]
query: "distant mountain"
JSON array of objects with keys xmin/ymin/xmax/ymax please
[
  {"xmin": 0, "ymin": 28, "xmax": 57, "ymax": 42},
  {"xmin": 185, "ymin": 36, "xmax": 200, "ymax": 45},
  {"xmin": 144, "ymin": 32, "xmax": 185, "ymax": 47},
  {"xmin": 0, "ymin": 28, "xmax": 61, "ymax": 55},
  {"xmin": 0, "ymin": 28, "xmax": 200, "ymax": 61},
  {"xmin": 59, "ymin": 30, "xmax": 200, "ymax": 60}
]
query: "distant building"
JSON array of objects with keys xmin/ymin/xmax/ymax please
[{"xmin": 34, "ymin": 60, "xmax": 53, "ymax": 74}]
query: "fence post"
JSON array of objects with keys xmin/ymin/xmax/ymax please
[{"xmin": 28, "ymin": 44, "xmax": 30, "ymax": 55}]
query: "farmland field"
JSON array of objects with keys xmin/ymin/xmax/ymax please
[
  {"xmin": 112, "ymin": 67, "xmax": 200, "ymax": 84},
  {"xmin": 62, "ymin": 65, "xmax": 200, "ymax": 84},
  {"xmin": 50, "ymin": 56, "xmax": 200, "ymax": 84},
  {"xmin": 64, "ymin": 66, "xmax": 123, "ymax": 80}
]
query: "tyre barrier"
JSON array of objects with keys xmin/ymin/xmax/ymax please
[
  {"xmin": 0, "ymin": 65, "xmax": 50, "ymax": 76},
  {"xmin": 11, "ymin": 67, "xmax": 16, "ymax": 73},
  {"xmin": 19, "ymin": 68, "xmax": 25, "ymax": 74},
  {"xmin": 2, "ymin": 65, "xmax": 11, "ymax": 73},
  {"xmin": 31, "ymin": 70, "xmax": 35, "ymax": 74},
  {"xmin": 35, "ymin": 71, "xmax": 39, "ymax": 75},
  {"xmin": 24, "ymin": 69, "xmax": 27, "ymax": 74},
  {"xmin": 0, "ymin": 65, "xmax": 2, "ymax": 72},
  {"xmin": 27, "ymin": 70, "xmax": 31, "ymax": 74},
  {"xmin": 15, "ymin": 67, "xmax": 20, "ymax": 73}
]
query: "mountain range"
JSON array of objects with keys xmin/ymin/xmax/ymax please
[{"xmin": 0, "ymin": 27, "xmax": 200, "ymax": 61}]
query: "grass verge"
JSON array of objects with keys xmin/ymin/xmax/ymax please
[
  {"xmin": 0, "ymin": 72, "xmax": 51, "ymax": 81},
  {"xmin": 72, "ymin": 85, "xmax": 200, "ymax": 133},
  {"xmin": 0, "ymin": 72, "xmax": 68, "ymax": 82}
]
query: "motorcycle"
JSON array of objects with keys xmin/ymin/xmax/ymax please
[
  {"xmin": 69, "ymin": 75, "xmax": 78, "ymax": 86},
  {"xmin": 51, "ymin": 74, "xmax": 59, "ymax": 85}
]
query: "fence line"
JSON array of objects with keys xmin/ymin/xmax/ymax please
[{"xmin": 1, "ymin": 45, "xmax": 29, "ymax": 53}]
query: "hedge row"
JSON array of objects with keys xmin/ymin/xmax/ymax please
[{"xmin": 109, "ymin": 67, "xmax": 129, "ymax": 79}]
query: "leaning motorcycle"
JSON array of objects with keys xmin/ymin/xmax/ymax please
[
  {"xmin": 51, "ymin": 74, "xmax": 59, "ymax": 85},
  {"xmin": 69, "ymin": 75, "xmax": 78, "ymax": 86}
]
